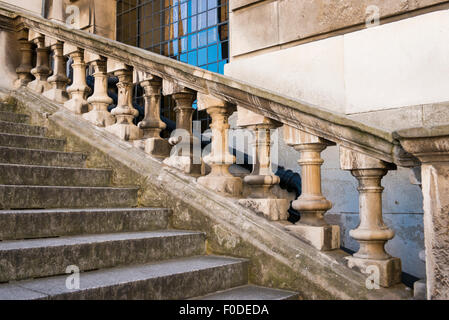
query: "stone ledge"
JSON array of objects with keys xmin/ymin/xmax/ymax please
[{"xmin": 7, "ymin": 87, "xmax": 413, "ymax": 300}]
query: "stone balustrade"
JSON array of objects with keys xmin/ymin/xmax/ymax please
[{"xmin": 3, "ymin": 3, "xmax": 448, "ymax": 297}]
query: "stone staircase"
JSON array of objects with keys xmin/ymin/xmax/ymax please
[{"xmin": 0, "ymin": 101, "xmax": 298, "ymax": 300}]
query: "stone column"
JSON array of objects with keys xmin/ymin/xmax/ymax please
[
  {"xmin": 14, "ymin": 29, "xmax": 33, "ymax": 88},
  {"xmin": 105, "ymin": 60, "xmax": 142, "ymax": 141},
  {"xmin": 340, "ymin": 146, "xmax": 401, "ymax": 287},
  {"xmin": 82, "ymin": 52, "xmax": 115, "ymax": 127},
  {"xmin": 397, "ymin": 129, "xmax": 449, "ymax": 299},
  {"xmin": 162, "ymin": 80, "xmax": 201, "ymax": 175},
  {"xmin": 63, "ymin": 44, "xmax": 91, "ymax": 114},
  {"xmin": 43, "ymin": 38, "xmax": 69, "ymax": 103},
  {"xmin": 134, "ymin": 71, "xmax": 170, "ymax": 158},
  {"xmin": 237, "ymin": 107, "xmax": 288, "ymax": 219},
  {"xmin": 197, "ymin": 94, "xmax": 242, "ymax": 196},
  {"xmin": 27, "ymin": 31, "xmax": 51, "ymax": 93},
  {"xmin": 283, "ymin": 125, "xmax": 340, "ymax": 251}
]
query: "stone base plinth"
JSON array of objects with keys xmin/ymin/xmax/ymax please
[
  {"xmin": 64, "ymin": 97, "xmax": 90, "ymax": 114},
  {"xmin": 198, "ymin": 175, "xmax": 242, "ymax": 197},
  {"xmin": 239, "ymin": 198, "xmax": 289, "ymax": 221},
  {"xmin": 105, "ymin": 123, "xmax": 142, "ymax": 141},
  {"xmin": 83, "ymin": 110, "xmax": 116, "ymax": 127},
  {"xmin": 346, "ymin": 256, "xmax": 402, "ymax": 288},
  {"xmin": 414, "ymin": 279, "xmax": 427, "ymax": 300},
  {"xmin": 164, "ymin": 155, "xmax": 202, "ymax": 176},
  {"xmin": 43, "ymin": 88, "xmax": 69, "ymax": 103},
  {"xmin": 28, "ymin": 80, "xmax": 51, "ymax": 94},
  {"xmin": 145, "ymin": 137, "xmax": 171, "ymax": 159},
  {"xmin": 285, "ymin": 223, "xmax": 340, "ymax": 251}
]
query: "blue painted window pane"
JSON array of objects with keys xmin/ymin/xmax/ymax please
[
  {"xmin": 198, "ymin": 0, "xmax": 207, "ymax": 12},
  {"xmin": 198, "ymin": 30, "xmax": 207, "ymax": 47},
  {"xmin": 191, "ymin": 0, "xmax": 197, "ymax": 14},
  {"xmin": 181, "ymin": 36, "xmax": 188, "ymax": 52},
  {"xmin": 207, "ymin": 9, "xmax": 217, "ymax": 27},
  {"xmin": 198, "ymin": 12, "xmax": 207, "ymax": 30},
  {"xmin": 207, "ymin": 63, "xmax": 218, "ymax": 73},
  {"xmin": 208, "ymin": 44, "xmax": 217, "ymax": 63},
  {"xmin": 207, "ymin": 27, "xmax": 217, "ymax": 44},
  {"xmin": 218, "ymin": 60, "xmax": 227, "ymax": 74},
  {"xmin": 180, "ymin": 53, "xmax": 187, "ymax": 62},
  {"xmin": 189, "ymin": 34, "xmax": 197, "ymax": 50},
  {"xmin": 208, "ymin": 0, "xmax": 217, "ymax": 10},
  {"xmin": 189, "ymin": 16, "xmax": 197, "ymax": 32},
  {"xmin": 188, "ymin": 51, "xmax": 197, "ymax": 65},
  {"xmin": 198, "ymin": 47, "xmax": 207, "ymax": 66}
]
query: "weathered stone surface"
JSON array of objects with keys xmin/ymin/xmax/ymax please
[
  {"xmin": 10, "ymin": 90, "xmax": 412, "ymax": 299},
  {"xmin": 0, "ymin": 120, "xmax": 46, "ymax": 136},
  {"xmin": 239, "ymin": 198, "xmax": 289, "ymax": 221},
  {"xmin": 346, "ymin": 256, "xmax": 402, "ymax": 288},
  {"xmin": 0, "ymin": 208, "xmax": 171, "ymax": 241},
  {"xmin": 0, "ymin": 164, "xmax": 112, "ymax": 187},
  {"xmin": 0, "ymin": 256, "xmax": 248, "ymax": 300},
  {"xmin": 0, "ymin": 146, "xmax": 87, "ymax": 167},
  {"xmin": 0, "ymin": 230, "xmax": 206, "ymax": 282},
  {"xmin": 0, "ymin": 111, "xmax": 29, "ymax": 123},
  {"xmin": 0, "ymin": 133, "xmax": 66, "ymax": 151},
  {"xmin": 286, "ymin": 224, "xmax": 340, "ymax": 251},
  {"xmin": 0, "ymin": 185, "xmax": 139, "ymax": 209}
]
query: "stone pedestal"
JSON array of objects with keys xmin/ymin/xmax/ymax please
[
  {"xmin": 64, "ymin": 45, "xmax": 91, "ymax": 114},
  {"xmin": 43, "ymin": 39, "xmax": 69, "ymax": 103},
  {"xmin": 162, "ymin": 80, "xmax": 201, "ymax": 175},
  {"xmin": 239, "ymin": 198, "xmax": 289, "ymax": 221},
  {"xmin": 134, "ymin": 72, "xmax": 171, "ymax": 159},
  {"xmin": 83, "ymin": 54, "xmax": 115, "ymax": 127},
  {"xmin": 284, "ymin": 126, "xmax": 340, "ymax": 250},
  {"xmin": 397, "ymin": 128, "xmax": 449, "ymax": 299},
  {"xmin": 340, "ymin": 146, "xmax": 401, "ymax": 287},
  {"xmin": 197, "ymin": 94, "xmax": 242, "ymax": 196},
  {"xmin": 27, "ymin": 32, "xmax": 51, "ymax": 93}
]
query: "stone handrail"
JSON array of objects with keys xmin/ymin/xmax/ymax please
[
  {"xmin": 2, "ymin": 1, "xmax": 449, "ymax": 298},
  {"xmin": 0, "ymin": 1, "xmax": 416, "ymax": 167}
]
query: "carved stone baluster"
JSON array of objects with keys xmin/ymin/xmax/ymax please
[
  {"xmin": 237, "ymin": 107, "xmax": 288, "ymax": 219},
  {"xmin": 162, "ymin": 80, "xmax": 201, "ymax": 175},
  {"xmin": 105, "ymin": 60, "xmax": 142, "ymax": 141},
  {"xmin": 196, "ymin": 94, "xmax": 242, "ymax": 196},
  {"xmin": 134, "ymin": 71, "xmax": 171, "ymax": 158},
  {"xmin": 340, "ymin": 146, "xmax": 401, "ymax": 287},
  {"xmin": 64, "ymin": 45, "xmax": 90, "ymax": 114},
  {"xmin": 14, "ymin": 29, "xmax": 33, "ymax": 88},
  {"xmin": 82, "ymin": 52, "xmax": 115, "ymax": 127},
  {"xmin": 27, "ymin": 31, "xmax": 51, "ymax": 93},
  {"xmin": 43, "ymin": 38, "xmax": 69, "ymax": 103},
  {"xmin": 283, "ymin": 125, "xmax": 340, "ymax": 251}
]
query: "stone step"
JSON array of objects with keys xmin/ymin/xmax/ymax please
[
  {"xmin": 0, "ymin": 164, "xmax": 112, "ymax": 187},
  {"xmin": 0, "ymin": 146, "xmax": 87, "ymax": 167},
  {"xmin": 0, "ymin": 255, "xmax": 248, "ymax": 300},
  {"xmin": 0, "ymin": 133, "xmax": 66, "ymax": 151},
  {"xmin": 0, "ymin": 120, "xmax": 47, "ymax": 136},
  {"xmin": 0, "ymin": 185, "xmax": 139, "ymax": 209},
  {"xmin": 0, "ymin": 111, "xmax": 29, "ymax": 124},
  {"xmin": 0, "ymin": 102, "xmax": 18, "ymax": 113},
  {"xmin": 0, "ymin": 208, "xmax": 171, "ymax": 240},
  {"xmin": 0, "ymin": 230, "xmax": 206, "ymax": 282},
  {"xmin": 194, "ymin": 285, "xmax": 299, "ymax": 300}
]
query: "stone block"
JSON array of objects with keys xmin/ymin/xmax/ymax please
[
  {"xmin": 198, "ymin": 175, "xmax": 243, "ymax": 197},
  {"xmin": 164, "ymin": 155, "xmax": 202, "ymax": 176},
  {"xmin": 239, "ymin": 198, "xmax": 289, "ymax": 221},
  {"xmin": 285, "ymin": 223, "xmax": 340, "ymax": 251},
  {"xmin": 346, "ymin": 255, "xmax": 402, "ymax": 288}
]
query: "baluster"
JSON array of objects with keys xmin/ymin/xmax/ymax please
[
  {"xmin": 27, "ymin": 31, "xmax": 50, "ymax": 93},
  {"xmin": 43, "ymin": 38, "xmax": 69, "ymax": 103},
  {"xmin": 134, "ymin": 71, "xmax": 171, "ymax": 158},
  {"xmin": 237, "ymin": 107, "xmax": 288, "ymax": 219},
  {"xmin": 162, "ymin": 80, "xmax": 201, "ymax": 175},
  {"xmin": 196, "ymin": 94, "xmax": 242, "ymax": 196},
  {"xmin": 63, "ymin": 45, "xmax": 90, "ymax": 114},
  {"xmin": 340, "ymin": 146, "xmax": 401, "ymax": 287},
  {"xmin": 14, "ymin": 28, "xmax": 33, "ymax": 88},
  {"xmin": 82, "ymin": 52, "xmax": 115, "ymax": 127},
  {"xmin": 105, "ymin": 60, "xmax": 142, "ymax": 141},
  {"xmin": 283, "ymin": 126, "xmax": 340, "ymax": 251}
]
